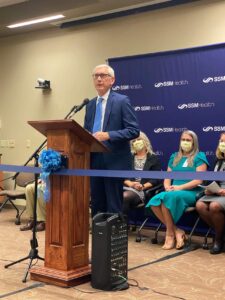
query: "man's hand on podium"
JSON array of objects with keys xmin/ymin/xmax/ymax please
[{"xmin": 93, "ymin": 132, "xmax": 110, "ymax": 142}]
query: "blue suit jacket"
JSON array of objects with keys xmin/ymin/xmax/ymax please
[{"xmin": 84, "ymin": 91, "xmax": 140, "ymax": 170}]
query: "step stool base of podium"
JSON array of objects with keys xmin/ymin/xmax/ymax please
[{"xmin": 30, "ymin": 265, "xmax": 91, "ymax": 287}]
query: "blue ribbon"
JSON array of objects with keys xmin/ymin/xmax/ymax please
[
  {"xmin": 38, "ymin": 149, "xmax": 62, "ymax": 202},
  {"xmin": 0, "ymin": 164, "xmax": 225, "ymax": 181}
]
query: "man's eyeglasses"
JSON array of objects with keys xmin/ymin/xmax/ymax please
[{"xmin": 92, "ymin": 73, "xmax": 111, "ymax": 79}]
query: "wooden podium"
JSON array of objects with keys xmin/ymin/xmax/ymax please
[
  {"xmin": 0, "ymin": 154, "xmax": 3, "ymax": 202},
  {"xmin": 28, "ymin": 119, "xmax": 107, "ymax": 287}
]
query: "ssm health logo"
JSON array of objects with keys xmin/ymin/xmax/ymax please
[
  {"xmin": 203, "ymin": 76, "xmax": 225, "ymax": 84},
  {"xmin": 154, "ymin": 127, "xmax": 174, "ymax": 133},
  {"xmin": 203, "ymin": 126, "xmax": 225, "ymax": 132}
]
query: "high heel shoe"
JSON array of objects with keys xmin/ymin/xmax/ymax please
[
  {"xmin": 210, "ymin": 240, "xmax": 223, "ymax": 255},
  {"xmin": 175, "ymin": 229, "xmax": 187, "ymax": 250},
  {"xmin": 162, "ymin": 235, "xmax": 175, "ymax": 250}
]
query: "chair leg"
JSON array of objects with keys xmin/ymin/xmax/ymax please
[
  {"xmin": 15, "ymin": 205, "xmax": 26, "ymax": 226},
  {"xmin": 202, "ymin": 228, "xmax": 211, "ymax": 250},
  {"xmin": 131, "ymin": 222, "xmax": 137, "ymax": 232},
  {"xmin": 0, "ymin": 197, "xmax": 10, "ymax": 211},
  {"xmin": 135, "ymin": 217, "xmax": 149, "ymax": 242},
  {"xmin": 186, "ymin": 217, "xmax": 200, "ymax": 246},
  {"xmin": 19, "ymin": 206, "xmax": 26, "ymax": 219},
  {"xmin": 0, "ymin": 198, "xmax": 21, "ymax": 225},
  {"xmin": 8, "ymin": 199, "xmax": 21, "ymax": 225},
  {"xmin": 151, "ymin": 222, "xmax": 162, "ymax": 244}
]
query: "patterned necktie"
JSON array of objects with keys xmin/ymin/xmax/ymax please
[{"xmin": 92, "ymin": 97, "xmax": 103, "ymax": 133}]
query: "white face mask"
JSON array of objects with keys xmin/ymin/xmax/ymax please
[
  {"xmin": 180, "ymin": 141, "xmax": 192, "ymax": 153},
  {"xmin": 133, "ymin": 140, "xmax": 145, "ymax": 152},
  {"xmin": 219, "ymin": 142, "xmax": 225, "ymax": 153}
]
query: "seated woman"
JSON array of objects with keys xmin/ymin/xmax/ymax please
[
  {"xmin": 123, "ymin": 131, "xmax": 162, "ymax": 215},
  {"xmin": 146, "ymin": 130, "xmax": 208, "ymax": 250},
  {"xmin": 196, "ymin": 132, "xmax": 225, "ymax": 255}
]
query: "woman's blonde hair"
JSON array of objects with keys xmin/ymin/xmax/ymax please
[
  {"xmin": 215, "ymin": 132, "xmax": 225, "ymax": 159},
  {"xmin": 173, "ymin": 130, "xmax": 199, "ymax": 167},
  {"xmin": 130, "ymin": 131, "xmax": 154, "ymax": 155}
]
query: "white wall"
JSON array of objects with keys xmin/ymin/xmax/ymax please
[{"xmin": 0, "ymin": 0, "xmax": 224, "ymax": 167}]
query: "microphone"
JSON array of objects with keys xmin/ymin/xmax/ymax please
[
  {"xmin": 73, "ymin": 98, "xmax": 90, "ymax": 113},
  {"xmin": 67, "ymin": 98, "xmax": 89, "ymax": 119},
  {"xmin": 68, "ymin": 104, "xmax": 78, "ymax": 115}
]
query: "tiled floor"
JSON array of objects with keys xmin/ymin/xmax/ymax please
[{"xmin": 0, "ymin": 207, "xmax": 225, "ymax": 299}]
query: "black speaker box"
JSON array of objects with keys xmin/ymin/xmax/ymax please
[{"xmin": 91, "ymin": 213, "xmax": 129, "ymax": 291}]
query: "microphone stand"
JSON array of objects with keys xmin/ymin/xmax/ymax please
[
  {"xmin": 4, "ymin": 103, "xmax": 84, "ymax": 283},
  {"xmin": 5, "ymin": 153, "xmax": 44, "ymax": 283}
]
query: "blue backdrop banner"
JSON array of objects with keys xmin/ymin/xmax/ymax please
[{"xmin": 108, "ymin": 43, "xmax": 225, "ymax": 170}]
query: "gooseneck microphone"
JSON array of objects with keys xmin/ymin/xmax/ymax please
[
  {"xmin": 74, "ymin": 98, "xmax": 90, "ymax": 113},
  {"xmin": 67, "ymin": 98, "xmax": 90, "ymax": 119}
]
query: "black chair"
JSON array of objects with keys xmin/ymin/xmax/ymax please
[
  {"xmin": 131, "ymin": 183, "xmax": 164, "ymax": 242},
  {"xmin": 149, "ymin": 206, "xmax": 201, "ymax": 246},
  {"xmin": 136, "ymin": 191, "xmax": 204, "ymax": 245},
  {"xmin": 202, "ymin": 228, "xmax": 213, "ymax": 249},
  {"xmin": 0, "ymin": 172, "xmax": 35, "ymax": 225}
]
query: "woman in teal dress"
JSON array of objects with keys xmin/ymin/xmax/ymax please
[{"xmin": 146, "ymin": 130, "xmax": 209, "ymax": 250}]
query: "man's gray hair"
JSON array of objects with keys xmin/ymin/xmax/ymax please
[{"xmin": 92, "ymin": 64, "xmax": 115, "ymax": 77}]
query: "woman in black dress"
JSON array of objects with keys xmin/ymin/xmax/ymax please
[
  {"xmin": 123, "ymin": 131, "xmax": 161, "ymax": 214},
  {"xmin": 196, "ymin": 132, "xmax": 225, "ymax": 254}
]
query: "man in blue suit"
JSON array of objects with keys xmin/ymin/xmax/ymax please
[{"xmin": 84, "ymin": 64, "xmax": 140, "ymax": 217}]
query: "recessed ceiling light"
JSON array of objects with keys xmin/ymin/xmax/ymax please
[{"xmin": 7, "ymin": 14, "xmax": 65, "ymax": 28}]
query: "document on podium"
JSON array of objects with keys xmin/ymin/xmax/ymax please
[{"xmin": 199, "ymin": 181, "xmax": 221, "ymax": 194}]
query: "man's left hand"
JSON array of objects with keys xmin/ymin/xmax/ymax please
[{"xmin": 93, "ymin": 131, "xmax": 110, "ymax": 141}]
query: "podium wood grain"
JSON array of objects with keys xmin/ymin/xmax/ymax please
[{"xmin": 28, "ymin": 120, "xmax": 107, "ymax": 287}]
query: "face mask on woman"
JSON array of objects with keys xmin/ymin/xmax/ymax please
[
  {"xmin": 133, "ymin": 140, "xmax": 145, "ymax": 152},
  {"xmin": 219, "ymin": 142, "xmax": 225, "ymax": 153},
  {"xmin": 180, "ymin": 141, "xmax": 192, "ymax": 153}
]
